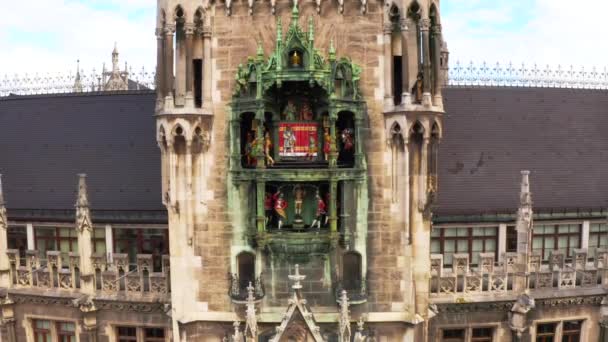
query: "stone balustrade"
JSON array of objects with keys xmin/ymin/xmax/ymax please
[
  {"xmin": 430, "ymin": 248, "xmax": 607, "ymax": 297},
  {"xmin": 5, "ymin": 249, "xmax": 170, "ymax": 297}
]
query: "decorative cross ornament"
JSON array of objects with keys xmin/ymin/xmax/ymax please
[{"xmin": 288, "ymin": 264, "xmax": 306, "ymax": 290}]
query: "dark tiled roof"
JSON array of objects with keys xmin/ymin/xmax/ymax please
[
  {"xmin": 1, "ymin": 88, "xmax": 606, "ymax": 219},
  {"xmin": 0, "ymin": 91, "xmax": 163, "ymax": 213},
  {"xmin": 437, "ymin": 87, "xmax": 608, "ymax": 215}
]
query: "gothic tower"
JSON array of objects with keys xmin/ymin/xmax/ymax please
[
  {"xmin": 382, "ymin": 0, "xmax": 446, "ymax": 338},
  {"xmin": 155, "ymin": 0, "xmax": 214, "ymax": 339},
  {"xmin": 155, "ymin": 0, "xmax": 446, "ymax": 340}
]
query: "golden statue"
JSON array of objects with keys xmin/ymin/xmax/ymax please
[{"xmin": 290, "ymin": 51, "xmax": 301, "ymax": 67}]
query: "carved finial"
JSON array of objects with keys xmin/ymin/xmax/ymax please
[
  {"xmin": 73, "ymin": 60, "xmax": 83, "ymax": 93},
  {"xmin": 256, "ymin": 41, "xmax": 264, "ymax": 60},
  {"xmin": 520, "ymin": 170, "xmax": 531, "ymax": 206},
  {"xmin": 76, "ymin": 174, "xmax": 89, "ymax": 208},
  {"xmin": 0, "ymin": 174, "xmax": 6, "ymax": 230},
  {"xmin": 0, "ymin": 174, "xmax": 4, "ymax": 207},
  {"xmin": 354, "ymin": 317, "xmax": 367, "ymax": 342},
  {"xmin": 288, "ymin": 264, "xmax": 306, "ymax": 290},
  {"xmin": 112, "ymin": 42, "xmax": 118, "ymax": 55},
  {"xmin": 276, "ymin": 18, "xmax": 283, "ymax": 43},
  {"xmin": 308, "ymin": 17, "xmax": 314, "ymax": 41},
  {"xmin": 231, "ymin": 321, "xmax": 243, "ymax": 342},
  {"xmin": 339, "ymin": 290, "xmax": 352, "ymax": 342},
  {"xmin": 245, "ymin": 281, "xmax": 258, "ymax": 340},
  {"xmin": 329, "ymin": 39, "xmax": 336, "ymax": 61},
  {"xmin": 75, "ymin": 174, "xmax": 92, "ymax": 232}
]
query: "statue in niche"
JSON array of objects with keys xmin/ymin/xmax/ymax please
[
  {"xmin": 300, "ymin": 102, "xmax": 314, "ymax": 121},
  {"xmin": 293, "ymin": 185, "xmax": 306, "ymax": 217},
  {"xmin": 323, "ymin": 127, "xmax": 331, "ymax": 161},
  {"xmin": 283, "ymin": 126, "xmax": 297, "ymax": 154},
  {"xmin": 264, "ymin": 192, "xmax": 274, "ymax": 225},
  {"xmin": 264, "ymin": 130, "xmax": 275, "ymax": 166},
  {"xmin": 341, "ymin": 128, "xmax": 354, "ymax": 152},
  {"xmin": 290, "ymin": 50, "xmax": 302, "ymax": 67},
  {"xmin": 411, "ymin": 71, "xmax": 424, "ymax": 104},
  {"xmin": 244, "ymin": 131, "xmax": 256, "ymax": 167},
  {"xmin": 235, "ymin": 64, "xmax": 249, "ymax": 95},
  {"xmin": 352, "ymin": 64, "xmax": 362, "ymax": 98},
  {"xmin": 273, "ymin": 190, "xmax": 288, "ymax": 230},
  {"xmin": 306, "ymin": 132, "xmax": 317, "ymax": 160},
  {"xmin": 311, "ymin": 192, "xmax": 327, "ymax": 229},
  {"xmin": 283, "ymin": 100, "xmax": 297, "ymax": 121}
]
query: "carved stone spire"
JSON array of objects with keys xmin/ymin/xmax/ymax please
[
  {"xmin": 75, "ymin": 174, "xmax": 92, "ymax": 232},
  {"xmin": 112, "ymin": 42, "xmax": 120, "ymax": 73},
  {"xmin": 244, "ymin": 282, "xmax": 258, "ymax": 341},
  {"xmin": 338, "ymin": 290, "xmax": 351, "ymax": 342},
  {"xmin": 0, "ymin": 174, "xmax": 6, "ymax": 229},
  {"xmin": 353, "ymin": 317, "xmax": 367, "ymax": 342},
  {"xmin": 73, "ymin": 60, "xmax": 84, "ymax": 93},
  {"xmin": 288, "ymin": 264, "xmax": 306, "ymax": 290},
  {"xmin": 516, "ymin": 170, "xmax": 533, "ymax": 251},
  {"xmin": 231, "ymin": 321, "xmax": 244, "ymax": 342}
]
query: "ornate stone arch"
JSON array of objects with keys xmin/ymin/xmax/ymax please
[
  {"xmin": 430, "ymin": 2, "xmax": 441, "ymax": 24},
  {"xmin": 172, "ymin": 4, "xmax": 187, "ymax": 23}
]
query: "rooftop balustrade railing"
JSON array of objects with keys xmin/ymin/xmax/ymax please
[
  {"xmin": 429, "ymin": 248, "xmax": 607, "ymax": 299},
  {"xmin": 5, "ymin": 249, "xmax": 170, "ymax": 297},
  {"xmin": 5, "ymin": 61, "xmax": 608, "ymax": 97},
  {"xmin": 0, "ymin": 66, "xmax": 156, "ymax": 97}
]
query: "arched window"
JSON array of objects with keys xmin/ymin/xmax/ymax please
[
  {"xmin": 342, "ymin": 252, "xmax": 362, "ymax": 291},
  {"xmin": 237, "ymin": 252, "xmax": 255, "ymax": 290}
]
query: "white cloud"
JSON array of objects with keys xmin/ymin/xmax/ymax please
[
  {"xmin": 443, "ymin": 0, "xmax": 608, "ymax": 70},
  {"xmin": 1, "ymin": 0, "xmax": 606, "ymax": 77},
  {"xmin": 0, "ymin": 1, "xmax": 156, "ymax": 75}
]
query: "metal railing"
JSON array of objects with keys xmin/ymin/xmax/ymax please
[
  {"xmin": 4, "ymin": 60, "xmax": 608, "ymax": 97},
  {"xmin": 447, "ymin": 61, "xmax": 608, "ymax": 89},
  {"xmin": 0, "ymin": 66, "xmax": 156, "ymax": 97}
]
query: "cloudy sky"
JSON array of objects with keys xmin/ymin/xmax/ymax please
[{"xmin": 1, "ymin": 0, "xmax": 606, "ymax": 75}]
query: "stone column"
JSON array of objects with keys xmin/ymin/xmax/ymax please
[
  {"xmin": 156, "ymin": 28, "xmax": 165, "ymax": 102},
  {"xmin": 431, "ymin": 24, "xmax": 443, "ymax": 104},
  {"xmin": 498, "ymin": 223, "xmax": 507, "ymax": 261},
  {"xmin": 75, "ymin": 174, "xmax": 95, "ymax": 295},
  {"xmin": 185, "ymin": 139, "xmax": 194, "ymax": 245},
  {"xmin": 418, "ymin": 137, "xmax": 429, "ymax": 210},
  {"xmin": 600, "ymin": 296, "xmax": 608, "ymax": 342},
  {"xmin": 420, "ymin": 19, "xmax": 432, "ymax": 103},
  {"xmin": 400, "ymin": 19, "xmax": 410, "ymax": 105},
  {"xmin": 26, "ymin": 223, "xmax": 34, "ymax": 250},
  {"xmin": 329, "ymin": 180, "xmax": 338, "ymax": 232},
  {"xmin": 582, "ymin": 220, "xmax": 590, "ymax": 249},
  {"xmin": 403, "ymin": 141, "xmax": 410, "ymax": 244},
  {"xmin": 256, "ymin": 181, "xmax": 265, "ymax": 233},
  {"xmin": 383, "ymin": 23, "xmax": 393, "ymax": 109},
  {"xmin": 0, "ymin": 175, "xmax": 9, "ymax": 288},
  {"xmin": 185, "ymin": 23, "xmax": 195, "ymax": 103},
  {"xmin": 104, "ymin": 224, "xmax": 113, "ymax": 263},
  {"xmin": 202, "ymin": 26, "xmax": 213, "ymax": 108},
  {"xmin": 164, "ymin": 25, "xmax": 176, "ymax": 99}
]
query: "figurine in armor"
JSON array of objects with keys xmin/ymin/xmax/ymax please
[
  {"xmin": 341, "ymin": 128, "xmax": 354, "ymax": 152},
  {"xmin": 306, "ymin": 133, "xmax": 317, "ymax": 160},
  {"xmin": 244, "ymin": 132, "xmax": 256, "ymax": 167},
  {"xmin": 283, "ymin": 126, "xmax": 296, "ymax": 154},
  {"xmin": 293, "ymin": 185, "xmax": 306, "ymax": 216},
  {"xmin": 311, "ymin": 192, "xmax": 327, "ymax": 229},
  {"xmin": 273, "ymin": 191, "xmax": 288, "ymax": 229},
  {"xmin": 283, "ymin": 100, "xmax": 297, "ymax": 121},
  {"xmin": 264, "ymin": 131, "xmax": 275, "ymax": 166},
  {"xmin": 264, "ymin": 192, "xmax": 274, "ymax": 225},
  {"xmin": 300, "ymin": 102, "xmax": 314, "ymax": 121},
  {"xmin": 323, "ymin": 127, "xmax": 331, "ymax": 161}
]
